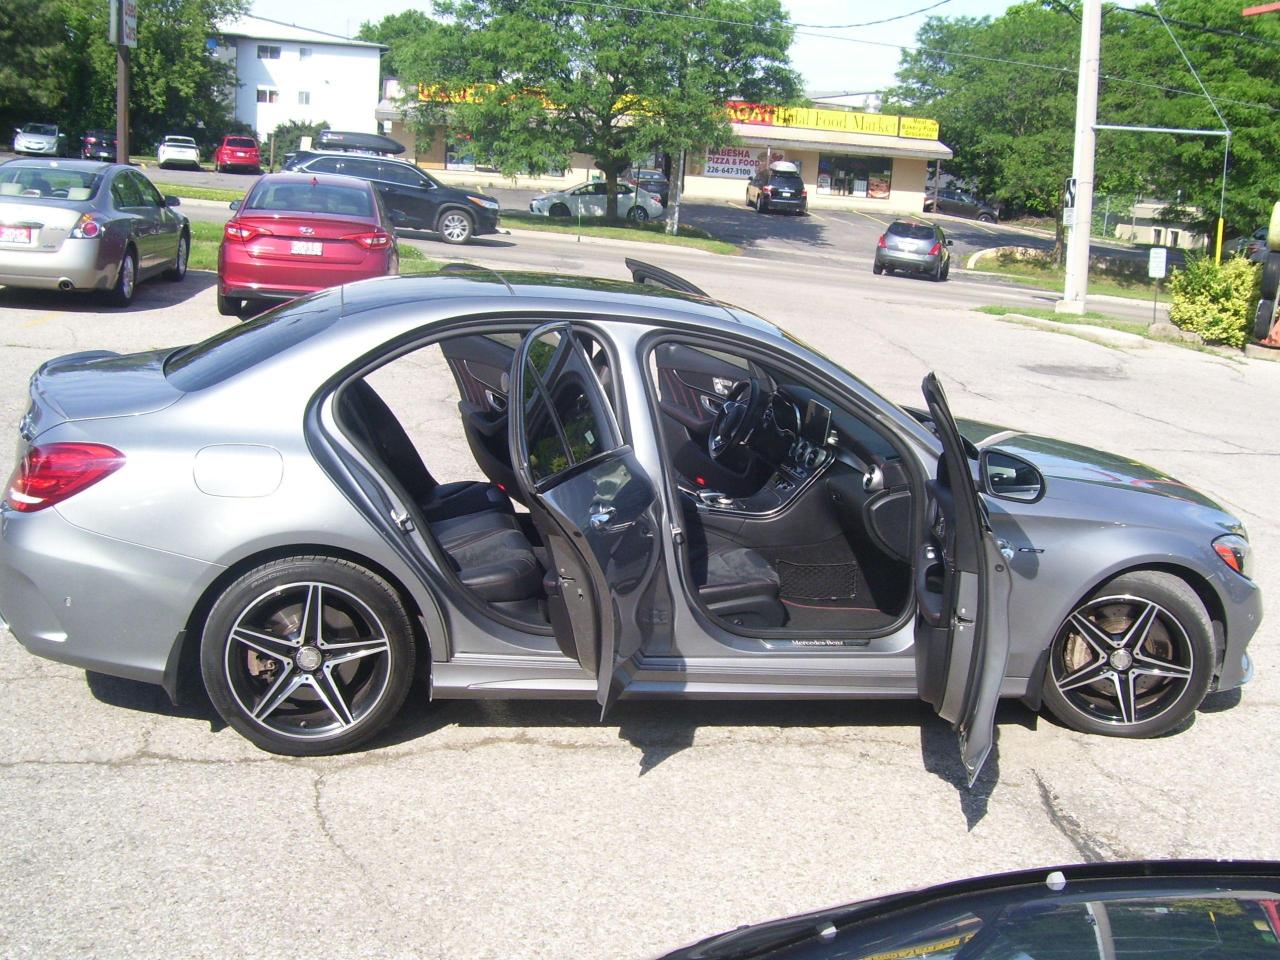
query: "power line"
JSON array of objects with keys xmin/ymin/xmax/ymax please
[
  {"xmin": 549, "ymin": 0, "xmax": 1280, "ymax": 115},
  {"xmin": 791, "ymin": 1, "xmax": 956, "ymax": 29},
  {"xmin": 1112, "ymin": 6, "xmax": 1280, "ymax": 52}
]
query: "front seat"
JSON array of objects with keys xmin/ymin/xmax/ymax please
[
  {"xmin": 341, "ymin": 380, "xmax": 511, "ymax": 523},
  {"xmin": 689, "ymin": 536, "xmax": 786, "ymax": 629}
]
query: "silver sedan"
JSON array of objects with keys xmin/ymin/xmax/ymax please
[{"xmin": 0, "ymin": 158, "xmax": 189, "ymax": 306}]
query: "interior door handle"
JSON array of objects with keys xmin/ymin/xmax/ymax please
[
  {"xmin": 589, "ymin": 506, "xmax": 616, "ymax": 529},
  {"xmin": 700, "ymin": 395, "xmax": 724, "ymax": 415},
  {"xmin": 484, "ymin": 388, "xmax": 507, "ymax": 412}
]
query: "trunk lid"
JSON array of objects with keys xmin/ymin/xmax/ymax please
[
  {"xmin": 0, "ymin": 200, "xmax": 84, "ymax": 254},
  {"xmin": 232, "ymin": 215, "xmax": 380, "ymax": 266},
  {"xmin": 23, "ymin": 349, "xmax": 182, "ymax": 441}
]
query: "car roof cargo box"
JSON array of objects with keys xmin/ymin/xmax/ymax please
[
  {"xmin": 768, "ymin": 160, "xmax": 799, "ymax": 173},
  {"xmin": 314, "ymin": 130, "xmax": 406, "ymax": 156}
]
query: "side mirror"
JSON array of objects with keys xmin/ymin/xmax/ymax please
[
  {"xmin": 229, "ymin": 199, "xmax": 240, "ymax": 210},
  {"xmin": 981, "ymin": 449, "xmax": 1045, "ymax": 503},
  {"xmin": 945, "ymin": 239, "xmax": 954, "ymax": 246},
  {"xmin": 164, "ymin": 196, "xmax": 181, "ymax": 207}
]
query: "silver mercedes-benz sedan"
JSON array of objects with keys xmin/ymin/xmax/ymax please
[
  {"xmin": 0, "ymin": 266, "xmax": 1262, "ymax": 780},
  {"xmin": 0, "ymin": 158, "xmax": 189, "ymax": 305}
]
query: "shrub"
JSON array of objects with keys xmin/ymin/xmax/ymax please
[{"xmin": 1167, "ymin": 254, "xmax": 1260, "ymax": 348}]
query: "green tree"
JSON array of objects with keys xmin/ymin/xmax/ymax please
[
  {"xmin": 0, "ymin": 0, "xmax": 71, "ymax": 133},
  {"xmin": 357, "ymin": 9, "xmax": 439, "ymax": 88},
  {"xmin": 264, "ymin": 118, "xmax": 329, "ymax": 169},
  {"xmin": 395, "ymin": 0, "xmax": 801, "ymax": 220}
]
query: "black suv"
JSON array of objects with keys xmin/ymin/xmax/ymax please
[
  {"xmin": 746, "ymin": 168, "xmax": 807, "ymax": 214},
  {"xmin": 283, "ymin": 151, "xmax": 500, "ymax": 244}
]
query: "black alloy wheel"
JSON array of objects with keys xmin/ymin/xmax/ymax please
[
  {"xmin": 627, "ymin": 205, "xmax": 649, "ymax": 222},
  {"xmin": 978, "ymin": 213, "xmax": 996, "ymax": 223},
  {"xmin": 201, "ymin": 557, "xmax": 416, "ymax": 755},
  {"xmin": 1041, "ymin": 571, "xmax": 1213, "ymax": 738},
  {"xmin": 548, "ymin": 202, "xmax": 570, "ymax": 218}
]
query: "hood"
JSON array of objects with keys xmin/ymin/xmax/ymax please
[
  {"xmin": 957, "ymin": 419, "xmax": 1226, "ymax": 511},
  {"xmin": 26, "ymin": 349, "xmax": 183, "ymax": 439}
]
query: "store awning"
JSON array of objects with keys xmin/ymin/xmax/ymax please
[{"xmin": 732, "ymin": 122, "xmax": 953, "ymax": 161}]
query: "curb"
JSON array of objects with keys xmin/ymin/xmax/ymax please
[{"xmin": 994, "ymin": 313, "xmax": 1148, "ymax": 348}]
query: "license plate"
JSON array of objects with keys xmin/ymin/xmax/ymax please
[
  {"xmin": 777, "ymin": 191, "xmax": 791, "ymax": 197},
  {"xmin": 290, "ymin": 241, "xmax": 323, "ymax": 256},
  {"xmin": 0, "ymin": 226, "xmax": 32, "ymax": 244}
]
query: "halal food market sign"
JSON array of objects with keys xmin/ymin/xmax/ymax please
[{"xmin": 725, "ymin": 101, "xmax": 939, "ymax": 141}]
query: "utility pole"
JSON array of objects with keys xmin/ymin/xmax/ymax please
[
  {"xmin": 110, "ymin": 0, "xmax": 137, "ymax": 164},
  {"xmin": 1058, "ymin": 0, "xmax": 1102, "ymax": 315}
]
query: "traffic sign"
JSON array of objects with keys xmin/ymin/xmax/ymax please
[
  {"xmin": 1063, "ymin": 177, "xmax": 1077, "ymax": 209},
  {"xmin": 1148, "ymin": 246, "xmax": 1168, "ymax": 279}
]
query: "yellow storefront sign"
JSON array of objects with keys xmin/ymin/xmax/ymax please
[
  {"xmin": 726, "ymin": 100, "xmax": 940, "ymax": 141},
  {"xmin": 899, "ymin": 116, "xmax": 941, "ymax": 140}
]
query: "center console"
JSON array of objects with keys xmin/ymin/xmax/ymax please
[{"xmin": 684, "ymin": 438, "xmax": 833, "ymax": 516}]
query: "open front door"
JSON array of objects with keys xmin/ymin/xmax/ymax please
[
  {"xmin": 509, "ymin": 323, "xmax": 669, "ymax": 715},
  {"xmin": 915, "ymin": 373, "xmax": 1012, "ymax": 786}
]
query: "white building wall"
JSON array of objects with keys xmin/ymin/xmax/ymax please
[{"xmin": 228, "ymin": 39, "xmax": 380, "ymax": 137}]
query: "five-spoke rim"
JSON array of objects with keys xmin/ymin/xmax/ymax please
[
  {"xmin": 224, "ymin": 581, "xmax": 393, "ymax": 740},
  {"xmin": 441, "ymin": 212, "xmax": 470, "ymax": 242},
  {"xmin": 1050, "ymin": 594, "xmax": 1195, "ymax": 727}
]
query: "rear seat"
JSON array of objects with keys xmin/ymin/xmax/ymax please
[{"xmin": 429, "ymin": 511, "xmax": 545, "ymax": 603}]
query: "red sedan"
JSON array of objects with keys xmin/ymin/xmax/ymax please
[
  {"xmin": 213, "ymin": 135, "xmax": 262, "ymax": 173},
  {"xmin": 217, "ymin": 173, "xmax": 398, "ymax": 316}
]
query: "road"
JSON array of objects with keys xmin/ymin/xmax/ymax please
[{"xmin": 0, "ymin": 210, "xmax": 1276, "ymax": 959}]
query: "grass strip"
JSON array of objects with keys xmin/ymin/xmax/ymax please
[
  {"xmin": 969, "ymin": 256, "xmax": 1166, "ymax": 302},
  {"xmin": 976, "ymin": 304, "xmax": 1150, "ymax": 337},
  {"xmin": 499, "ymin": 211, "xmax": 737, "ymax": 255},
  {"xmin": 155, "ymin": 182, "xmax": 247, "ymax": 204}
]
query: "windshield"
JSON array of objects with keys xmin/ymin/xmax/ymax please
[
  {"xmin": 244, "ymin": 180, "xmax": 374, "ymax": 217},
  {"xmin": 0, "ymin": 165, "xmax": 103, "ymax": 200},
  {"xmin": 21, "ymin": 124, "xmax": 57, "ymax": 136},
  {"xmin": 165, "ymin": 137, "xmax": 196, "ymax": 145}
]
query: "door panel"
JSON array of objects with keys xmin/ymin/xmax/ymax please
[
  {"xmin": 915, "ymin": 373, "xmax": 1012, "ymax": 786},
  {"xmin": 510, "ymin": 323, "xmax": 669, "ymax": 712}
]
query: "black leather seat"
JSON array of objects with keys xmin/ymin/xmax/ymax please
[
  {"xmin": 690, "ymin": 538, "xmax": 786, "ymax": 628},
  {"xmin": 341, "ymin": 380, "xmax": 511, "ymax": 523},
  {"xmin": 429, "ymin": 511, "xmax": 544, "ymax": 604}
]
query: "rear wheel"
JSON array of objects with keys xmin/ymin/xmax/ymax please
[
  {"xmin": 626, "ymin": 205, "xmax": 649, "ymax": 222},
  {"xmin": 758, "ymin": 196, "xmax": 769, "ymax": 214},
  {"xmin": 873, "ymin": 261, "xmax": 884, "ymax": 275},
  {"xmin": 978, "ymin": 213, "xmax": 996, "ymax": 223},
  {"xmin": 438, "ymin": 209, "xmax": 474, "ymax": 244},
  {"xmin": 106, "ymin": 248, "xmax": 137, "ymax": 307},
  {"xmin": 548, "ymin": 202, "xmax": 570, "ymax": 218},
  {"xmin": 200, "ymin": 556, "xmax": 416, "ymax": 756},
  {"xmin": 216, "ymin": 292, "xmax": 242, "ymax": 316},
  {"xmin": 1255, "ymin": 298, "xmax": 1276, "ymax": 340},
  {"xmin": 1041, "ymin": 571, "xmax": 1213, "ymax": 738}
]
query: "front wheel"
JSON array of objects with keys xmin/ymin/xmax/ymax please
[
  {"xmin": 978, "ymin": 213, "xmax": 996, "ymax": 223},
  {"xmin": 1041, "ymin": 571, "xmax": 1214, "ymax": 738},
  {"xmin": 548, "ymin": 202, "xmax": 570, "ymax": 218},
  {"xmin": 626, "ymin": 205, "xmax": 649, "ymax": 222},
  {"xmin": 200, "ymin": 556, "xmax": 417, "ymax": 755},
  {"xmin": 437, "ymin": 209, "xmax": 474, "ymax": 244}
]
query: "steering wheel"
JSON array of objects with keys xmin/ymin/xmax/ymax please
[{"xmin": 708, "ymin": 379, "xmax": 765, "ymax": 460}]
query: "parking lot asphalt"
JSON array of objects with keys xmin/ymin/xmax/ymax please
[{"xmin": 0, "ymin": 241, "xmax": 1276, "ymax": 958}]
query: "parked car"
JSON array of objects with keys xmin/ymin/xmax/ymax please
[
  {"xmin": 1234, "ymin": 226, "xmax": 1270, "ymax": 262},
  {"xmin": 0, "ymin": 260, "xmax": 1259, "ymax": 770},
  {"xmin": 13, "ymin": 123, "xmax": 67, "ymax": 157},
  {"xmin": 924, "ymin": 186, "xmax": 999, "ymax": 222},
  {"xmin": 217, "ymin": 171, "xmax": 398, "ymax": 316},
  {"xmin": 624, "ymin": 167, "xmax": 670, "ymax": 206},
  {"xmin": 285, "ymin": 150, "xmax": 500, "ymax": 243},
  {"xmin": 746, "ymin": 163, "xmax": 807, "ymax": 214},
  {"xmin": 874, "ymin": 218, "xmax": 952, "ymax": 280},
  {"xmin": 213, "ymin": 135, "xmax": 262, "ymax": 173},
  {"xmin": 0, "ymin": 158, "xmax": 188, "ymax": 306},
  {"xmin": 156, "ymin": 135, "xmax": 201, "ymax": 169},
  {"xmin": 528, "ymin": 180, "xmax": 663, "ymax": 221},
  {"xmin": 654, "ymin": 861, "xmax": 1280, "ymax": 959},
  {"xmin": 80, "ymin": 130, "xmax": 118, "ymax": 162}
]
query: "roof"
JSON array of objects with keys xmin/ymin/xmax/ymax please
[
  {"xmin": 215, "ymin": 15, "xmax": 384, "ymax": 49},
  {"xmin": 733, "ymin": 122, "xmax": 953, "ymax": 161}
]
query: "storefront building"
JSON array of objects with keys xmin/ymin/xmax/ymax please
[{"xmin": 378, "ymin": 84, "xmax": 951, "ymax": 215}]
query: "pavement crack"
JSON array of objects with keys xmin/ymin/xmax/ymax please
[{"xmin": 1033, "ymin": 771, "xmax": 1126, "ymax": 862}]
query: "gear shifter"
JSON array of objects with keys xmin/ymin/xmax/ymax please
[{"xmin": 697, "ymin": 488, "xmax": 734, "ymax": 508}]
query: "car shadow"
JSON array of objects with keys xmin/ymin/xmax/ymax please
[
  {"xmin": 85, "ymin": 670, "xmax": 227, "ymax": 732},
  {"xmin": 395, "ymin": 228, "xmax": 517, "ymax": 249},
  {"xmin": 0, "ymin": 269, "xmax": 216, "ymax": 313}
]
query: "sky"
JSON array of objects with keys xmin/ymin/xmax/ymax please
[{"xmin": 246, "ymin": 0, "xmax": 1017, "ymax": 96}]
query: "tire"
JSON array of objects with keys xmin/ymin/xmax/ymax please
[
  {"xmin": 437, "ymin": 209, "xmax": 474, "ymax": 244},
  {"xmin": 200, "ymin": 556, "xmax": 416, "ymax": 756},
  {"xmin": 626, "ymin": 205, "xmax": 649, "ymax": 222},
  {"xmin": 758, "ymin": 196, "xmax": 769, "ymax": 214},
  {"xmin": 978, "ymin": 214, "xmax": 996, "ymax": 223},
  {"xmin": 1041, "ymin": 571, "xmax": 1214, "ymax": 738},
  {"xmin": 106, "ymin": 248, "xmax": 137, "ymax": 307},
  {"xmin": 216, "ymin": 291, "xmax": 241, "ymax": 316},
  {"xmin": 873, "ymin": 261, "xmax": 884, "ymax": 275},
  {"xmin": 548, "ymin": 202, "xmax": 570, "ymax": 218},
  {"xmin": 1255, "ymin": 298, "xmax": 1276, "ymax": 341},
  {"xmin": 932, "ymin": 260, "xmax": 945, "ymax": 282},
  {"xmin": 1260, "ymin": 252, "xmax": 1280, "ymax": 301},
  {"xmin": 746, "ymin": 190, "xmax": 753, "ymax": 209},
  {"xmin": 941, "ymin": 261, "xmax": 951, "ymax": 281},
  {"xmin": 164, "ymin": 231, "xmax": 189, "ymax": 281}
]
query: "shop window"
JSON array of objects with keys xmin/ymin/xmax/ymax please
[
  {"xmin": 817, "ymin": 154, "xmax": 893, "ymax": 199},
  {"xmin": 299, "ymin": 47, "xmax": 312, "ymax": 59}
]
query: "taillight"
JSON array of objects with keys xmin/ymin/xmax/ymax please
[
  {"xmin": 877, "ymin": 234, "xmax": 886, "ymax": 248},
  {"xmin": 6, "ymin": 443, "xmax": 124, "ymax": 513},
  {"xmin": 343, "ymin": 230, "xmax": 392, "ymax": 250},
  {"xmin": 799, "ymin": 189, "xmax": 808, "ymax": 197},
  {"xmin": 762, "ymin": 185, "xmax": 773, "ymax": 195},
  {"xmin": 928, "ymin": 241, "xmax": 942, "ymax": 256},
  {"xmin": 224, "ymin": 220, "xmax": 271, "ymax": 242},
  {"xmin": 70, "ymin": 214, "xmax": 101, "ymax": 239}
]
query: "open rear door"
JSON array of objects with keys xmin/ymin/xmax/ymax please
[
  {"xmin": 509, "ymin": 322, "xmax": 669, "ymax": 714},
  {"xmin": 914, "ymin": 373, "xmax": 1012, "ymax": 786}
]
